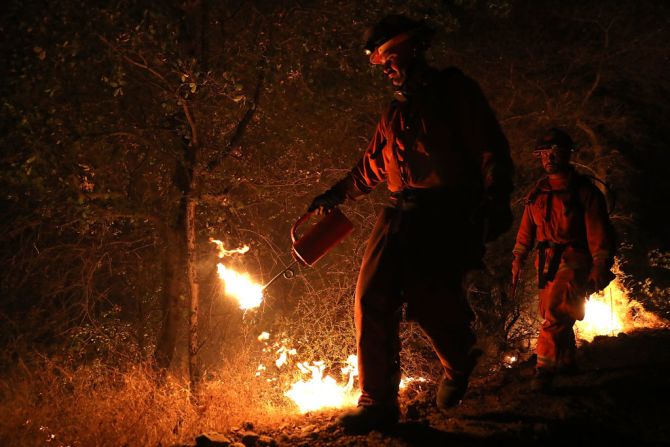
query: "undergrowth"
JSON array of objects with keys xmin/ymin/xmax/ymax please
[{"xmin": 0, "ymin": 353, "xmax": 289, "ymax": 447}]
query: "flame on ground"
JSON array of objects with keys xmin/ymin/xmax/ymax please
[
  {"xmin": 281, "ymin": 353, "xmax": 428, "ymax": 413},
  {"xmin": 284, "ymin": 355, "xmax": 360, "ymax": 413},
  {"xmin": 255, "ymin": 333, "xmax": 433, "ymax": 413},
  {"xmin": 399, "ymin": 376, "xmax": 429, "ymax": 389},
  {"xmin": 575, "ymin": 267, "xmax": 667, "ymax": 342},
  {"xmin": 575, "ymin": 292, "xmax": 624, "ymax": 341},
  {"xmin": 502, "ymin": 354, "xmax": 518, "ymax": 368},
  {"xmin": 216, "ymin": 263, "xmax": 263, "ymax": 310},
  {"xmin": 275, "ymin": 345, "xmax": 297, "ymax": 369}
]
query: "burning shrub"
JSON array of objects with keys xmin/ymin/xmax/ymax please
[{"xmin": 575, "ymin": 261, "xmax": 669, "ymax": 342}]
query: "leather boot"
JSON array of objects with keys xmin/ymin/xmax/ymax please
[
  {"xmin": 337, "ymin": 404, "xmax": 400, "ymax": 434},
  {"xmin": 531, "ymin": 368, "xmax": 554, "ymax": 393},
  {"xmin": 436, "ymin": 348, "xmax": 481, "ymax": 410},
  {"xmin": 436, "ymin": 374, "xmax": 468, "ymax": 410}
]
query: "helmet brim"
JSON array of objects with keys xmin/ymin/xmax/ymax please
[
  {"xmin": 533, "ymin": 145, "xmax": 573, "ymax": 156},
  {"xmin": 367, "ymin": 32, "xmax": 414, "ymax": 64}
]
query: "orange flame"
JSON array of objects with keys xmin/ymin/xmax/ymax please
[
  {"xmin": 282, "ymin": 353, "xmax": 428, "ymax": 413},
  {"xmin": 399, "ymin": 376, "xmax": 429, "ymax": 389},
  {"xmin": 211, "ymin": 238, "xmax": 263, "ymax": 310},
  {"xmin": 216, "ymin": 263, "xmax": 263, "ymax": 310},
  {"xmin": 502, "ymin": 354, "xmax": 518, "ymax": 368},
  {"xmin": 256, "ymin": 332, "xmax": 360, "ymax": 413},
  {"xmin": 275, "ymin": 345, "xmax": 298, "ymax": 369},
  {"xmin": 256, "ymin": 332, "xmax": 430, "ymax": 414},
  {"xmin": 284, "ymin": 355, "xmax": 360, "ymax": 413},
  {"xmin": 209, "ymin": 238, "xmax": 250, "ymax": 257},
  {"xmin": 575, "ymin": 263, "xmax": 668, "ymax": 342},
  {"xmin": 575, "ymin": 291, "xmax": 624, "ymax": 341}
]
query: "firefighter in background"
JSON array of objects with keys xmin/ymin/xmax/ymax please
[
  {"xmin": 512, "ymin": 128, "xmax": 615, "ymax": 392},
  {"xmin": 308, "ymin": 15, "xmax": 514, "ymax": 433}
]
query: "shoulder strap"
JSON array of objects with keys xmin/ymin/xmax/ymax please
[
  {"xmin": 573, "ymin": 173, "xmax": 617, "ymax": 215},
  {"xmin": 584, "ymin": 174, "xmax": 616, "ymax": 214},
  {"xmin": 526, "ymin": 178, "xmax": 548, "ymax": 205}
]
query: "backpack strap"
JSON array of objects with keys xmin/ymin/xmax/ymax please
[
  {"xmin": 526, "ymin": 178, "xmax": 548, "ymax": 206},
  {"xmin": 582, "ymin": 174, "xmax": 617, "ymax": 215}
]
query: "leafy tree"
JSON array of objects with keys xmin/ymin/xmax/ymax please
[{"xmin": 1, "ymin": 0, "xmax": 668, "ymax": 393}]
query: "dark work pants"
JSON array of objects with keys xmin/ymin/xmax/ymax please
[{"xmin": 355, "ymin": 205, "xmax": 480, "ymax": 407}]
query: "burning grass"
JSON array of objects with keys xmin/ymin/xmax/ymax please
[
  {"xmin": 0, "ymin": 338, "xmax": 430, "ymax": 446},
  {"xmin": 575, "ymin": 262, "xmax": 668, "ymax": 342},
  {"xmin": 6, "ymin": 245, "xmax": 665, "ymax": 447}
]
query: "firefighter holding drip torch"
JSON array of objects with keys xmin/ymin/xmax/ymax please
[{"xmin": 307, "ymin": 15, "xmax": 514, "ymax": 433}]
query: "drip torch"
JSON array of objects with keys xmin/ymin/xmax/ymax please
[{"xmin": 262, "ymin": 208, "xmax": 354, "ymax": 290}]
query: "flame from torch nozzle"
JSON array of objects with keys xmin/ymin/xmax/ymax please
[
  {"xmin": 210, "ymin": 238, "xmax": 250, "ymax": 257},
  {"xmin": 210, "ymin": 238, "xmax": 263, "ymax": 309},
  {"xmin": 216, "ymin": 263, "xmax": 263, "ymax": 310}
]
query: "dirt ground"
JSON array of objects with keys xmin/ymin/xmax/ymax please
[{"xmin": 192, "ymin": 328, "xmax": 670, "ymax": 447}]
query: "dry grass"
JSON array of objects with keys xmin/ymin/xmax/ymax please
[
  {"xmin": 0, "ymin": 318, "xmax": 443, "ymax": 447},
  {"xmin": 0, "ymin": 273, "xmax": 445, "ymax": 447},
  {"xmin": 0, "ymin": 353, "xmax": 293, "ymax": 447}
]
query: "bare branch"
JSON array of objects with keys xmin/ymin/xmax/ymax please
[
  {"xmin": 98, "ymin": 34, "xmax": 171, "ymax": 88},
  {"xmin": 576, "ymin": 119, "xmax": 600, "ymax": 151},
  {"xmin": 206, "ymin": 72, "xmax": 263, "ymax": 172},
  {"xmin": 207, "ymin": 25, "xmax": 268, "ymax": 172},
  {"xmin": 580, "ymin": 71, "xmax": 601, "ymax": 110},
  {"xmin": 181, "ymin": 101, "xmax": 199, "ymax": 148}
]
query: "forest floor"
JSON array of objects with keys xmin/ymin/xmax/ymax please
[{"xmin": 189, "ymin": 328, "xmax": 670, "ymax": 447}]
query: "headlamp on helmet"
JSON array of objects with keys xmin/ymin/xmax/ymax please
[
  {"xmin": 533, "ymin": 128, "xmax": 575, "ymax": 156},
  {"xmin": 363, "ymin": 15, "xmax": 433, "ymax": 64}
]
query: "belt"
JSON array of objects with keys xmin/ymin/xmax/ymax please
[
  {"xmin": 389, "ymin": 187, "xmax": 478, "ymax": 211},
  {"xmin": 536, "ymin": 241, "xmax": 568, "ymax": 289}
]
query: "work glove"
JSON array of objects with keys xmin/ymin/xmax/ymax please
[
  {"xmin": 587, "ymin": 264, "xmax": 615, "ymax": 294},
  {"xmin": 307, "ymin": 187, "xmax": 345, "ymax": 215}
]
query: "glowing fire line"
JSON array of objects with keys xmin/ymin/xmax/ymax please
[
  {"xmin": 256, "ymin": 335, "xmax": 430, "ymax": 413},
  {"xmin": 575, "ymin": 263, "xmax": 667, "ymax": 342},
  {"xmin": 284, "ymin": 360, "xmax": 360, "ymax": 413},
  {"xmin": 283, "ymin": 354, "xmax": 360, "ymax": 413},
  {"xmin": 576, "ymin": 290, "xmax": 624, "ymax": 341}
]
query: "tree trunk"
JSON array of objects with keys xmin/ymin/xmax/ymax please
[
  {"xmin": 154, "ymin": 223, "xmax": 184, "ymax": 369},
  {"xmin": 186, "ymin": 196, "xmax": 200, "ymax": 393},
  {"xmin": 181, "ymin": 0, "xmax": 208, "ymax": 395}
]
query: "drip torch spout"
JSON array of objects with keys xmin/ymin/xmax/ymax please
[
  {"xmin": 263, "ymin": 260, "xmax": 299, "ymax": 290},
  {"xmin": 262, "ymin": 208, "xmax": 354, "ymax": 291}
]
